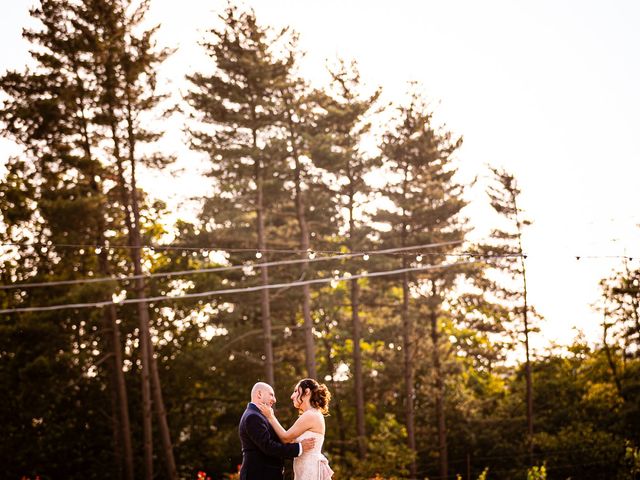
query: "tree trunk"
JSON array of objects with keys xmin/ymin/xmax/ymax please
[
  {"xmin": 402, "ymin": 263, "xmax": 417, "ymax": 478},
  {"xmin": 135, "ymin": 285, "xmax": 154, "ymax": 480},
  {"xmin": 148, "ymin": 336, "xmax": 178, "ymax": 480},
  {"xmin": 103, "ymin": 46, "xmax": 156, "ymax": 478},
  {"xmin": 348, "ymin": 187, "xmax": 366, "ymax": 457},
  {"xmin": 517, "ymin": 237, "xmax": 533, "ymax": 464},
  {"xmin": 127, "ymin": 109, "xmax": 178, "ymax": 480},
  {"xmin": 129, "ymin": 173, "xmax": 177, "ymax": 480},
  {"xmin": 523, "ymin": 303, "xmax": 533, "ymax": 465},
  {"xmin": 429, "ymin": 285, "xmax": 448, "ymax": 480},
  {"xmin": 103, "ymin": 311, "xmax": 123, "ymax": 480},
  {"xmin": 287, "ymin": 108, "xmax": 316, "ymax": 378},
  {"xmin": 129, "ymin": 220, "xmax": 155, "ymax": 480},
  {"xmin": 109, "ymin": 114, "xmax": 154, "ymax": 480},
  {"xmin": 254, "ymin": 134, "xmax": 274, "ymax": 386},
  {"xmin": 514, "ymin": 193, "xmax": 534, "ymax": 465},
  {"xmin": 98, "ymin": 248, "xmax": 135, "ymax": 480},
  {"xmin": 76, "ymin": 75, "xmax": 135, "ymax": 479},
  {"xmin": 400, "ymin": 168, "xmax": 416, "ymax": 477},
  {"xmin": 351, "ymin": 278, "xmax": 366, "ymax": 457}
]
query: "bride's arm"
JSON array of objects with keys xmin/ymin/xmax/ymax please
[{"xmin": 258, "ymin": 405, "xmax": 315, "ymax": 443}]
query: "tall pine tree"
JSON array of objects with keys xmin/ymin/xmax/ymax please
[
  {"xmin": 0, "ymin": 1, "xmax": 136, "ymax": 477},
  {"xmin": 187, "ymin": 4, "xmax": 295, "ymax": 386},
  {"xmin": 0, "ymin": 1, "xmax": 178, "ymax": 478},
  {"xmin": 311, "ymin": 60, "xmax": 381, "ymax": 457},
  {"xmin": 375, "ymin": 89, "xmax": 466, "ymax": 478},
  {"xmin": 483, "ymin": 166, "xmax": 539, "ymax": 466}
]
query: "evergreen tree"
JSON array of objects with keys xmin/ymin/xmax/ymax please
[
  {"xmin": 0, "ymin": 0, "xmax": 136, "ymax": 476},
  {"xmin": 599, "ymin": 255, "xmax": 640, "ymax": 419},
  {"xmin": 0, "ymin": 1, "xmax": 178, "ymax": 478},
  {"xmin": 276, "ymin": 73, "xmax": 331, "ymax": 379},
  {"xmin": 375, "ymin": 89, "xmax": 466, "ymax": 478},
  {"xmin": 187, "ymin": 3, "xmax": 296, "ymax": 386},
  {"xmin": 600, "ymin": 257, "xmax": 640, "ymax": 362},
  {"xmin": 482, "ymin": 166, "xmax": 540, "ymax": 465},
  {"xmin": 92, "ymin": 1, "xmax": 177, "ymax": 475},
  {"xmin": 310, "ymin": 59, "xmax": 381, "ymax": 457}
]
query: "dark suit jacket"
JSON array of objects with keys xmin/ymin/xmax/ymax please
[{"xmin": 239, "ymin": 403, "xmax": 300, "ymax": 480}]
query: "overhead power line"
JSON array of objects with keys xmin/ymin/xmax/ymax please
[{"xmin": 0, "ymin": 259, "xmax": 477, "ymax": 314}]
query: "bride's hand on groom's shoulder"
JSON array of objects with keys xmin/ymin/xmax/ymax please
[{"xmin": 257, "ymin": 402, "xmax": 274, "ymax": 419}]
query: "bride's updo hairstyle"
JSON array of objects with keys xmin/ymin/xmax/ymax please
[{"xmin": 298, "ymin": 378, "xmax": 331, "ymax": 415}]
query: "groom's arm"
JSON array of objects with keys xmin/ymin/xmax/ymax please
[{"xmin": 245, "ymin": 414, "xmax": 302, "ymax": 459}]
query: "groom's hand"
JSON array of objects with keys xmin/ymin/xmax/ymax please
[{"xmin": 300, "ymin": 437, "xmax": 316, "ymax": 452}]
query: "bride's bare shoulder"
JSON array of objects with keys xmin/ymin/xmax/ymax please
[{"xmin": 300, "ymin": 408, "xmax": 322, "ymax": 419}]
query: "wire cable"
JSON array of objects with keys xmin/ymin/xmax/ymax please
[
  {"xmin": 0, "ymin": 242, "xmax": 312, "ymax": 253},
  {"xmin": 0, "ymin": 240, "xmax": 465, "ymax": 291},
  {"xmin": 0, "ymin": 259, "xmax": 477, "ymax": 314}
]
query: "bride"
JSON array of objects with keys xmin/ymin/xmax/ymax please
[{"xmin": 258, "ymin": 378, "xmax": 334, "ymax": 480}]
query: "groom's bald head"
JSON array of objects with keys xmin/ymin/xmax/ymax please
[{"xmin": 251, "ymin": 382, "xmax": 275, "ymax": 405}]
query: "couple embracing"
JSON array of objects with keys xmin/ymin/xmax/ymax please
[{"xmin": 238, "ymin": 378, "xmax": 334, "ymax": 480}]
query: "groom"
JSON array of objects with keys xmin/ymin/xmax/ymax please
[{"xmin": 239, "ymin": 382, "xmax": 315, "ymax": 480}]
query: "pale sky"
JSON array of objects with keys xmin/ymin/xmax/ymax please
[{"xmin": 2, "ymin": 1, "xmax": 639, "ymax": 351}]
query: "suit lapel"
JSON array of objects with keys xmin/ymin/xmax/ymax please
[{"xmin": 248, "ymin": 402, "xmax": 281, "ymax": 442}]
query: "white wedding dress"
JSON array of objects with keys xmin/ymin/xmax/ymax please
[{"xmin": 293, "ymin": 431, "xmax": 333, "ymax": 480}]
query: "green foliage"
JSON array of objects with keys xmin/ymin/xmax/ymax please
[
  {"xmin": 477, "ymin": 467, "xmax": 489, "ymax": 480},
  {"xmin": 600, "ymin": 258, "xmax": 640, "ymax": 361},
  {"xmin": 332, "ymin": 413, "xmax": 415, "ymax": 480},
  {"xmin": 624, "ymin": 441, "xmax": 640, "ymax": 477},
  {"xmin": 526, "ymin": 463, "xmax": 546, "ymax": 480}
]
